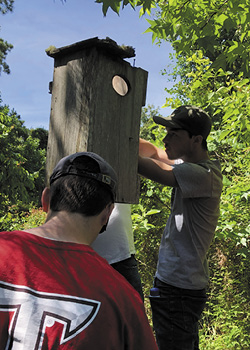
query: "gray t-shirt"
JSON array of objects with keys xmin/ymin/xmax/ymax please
[{"xmin": 156, "ymin": 159, "xmax": 223, "ymax": 290}]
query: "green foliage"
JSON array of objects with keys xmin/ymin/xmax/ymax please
[
  {"xmin": 0, "ymin": 103, "xmax": 47, "ymax": 231},
  {"xmin": 97, "ymin": 0, "xmax": 250, "ymax": 78},
  {"xmin": 16, "ymin": 207, "xmax": 46, "ymax": 231},
  {"xmin": 0, "ymin": 204, "xmax": 46, "ymax": 232},
  {"xmin": 0, "ymin": 0, "xmax": 14, "ymax": 14},
  {"xmin": 0, "ymin": 0, "xmax": 14, "ymax": 74},
  {"xmin": 163, "ymin": 52, "xmax": 250, "ymax": 144},
  {"xmin": 133, "ymin": 104, "xmax": 250, "ymax": 348},
  {"xmin": 95, "ymin": 0, "xmax": 155, "ymax": 16},
  {"xmin": 199, "ymin": 238, "xmax": 250, "ymax": 349},
  {"xmin": 0, "ymin": 38, "xmax": 13, "ymax": 75},
  {"xmin": 151, "ymin": 0, "xmax": 250, "ymax": 75}
]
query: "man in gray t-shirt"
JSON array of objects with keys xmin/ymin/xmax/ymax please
[{"xmin": 138, "ymin": 105, "xmax": 223, "ymax": 350}]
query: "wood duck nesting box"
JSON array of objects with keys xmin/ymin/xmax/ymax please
[{"xmin": 45, "ymin": 37, "xmax": 148, "ymax": 203}]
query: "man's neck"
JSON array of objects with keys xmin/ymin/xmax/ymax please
[
  {"xmin": 182, "ymin": 149, "xmax": 209, "ymax": 163},
  {"xmin": 23, "ymin": 211, "xmax": 99, "ymax": 245}
]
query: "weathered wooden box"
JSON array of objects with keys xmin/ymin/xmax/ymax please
[{"xmin": 45, "ymin": 37, "xmax": 148, "ymax": 203}]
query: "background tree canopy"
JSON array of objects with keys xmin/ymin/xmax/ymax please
[
  {"xmin": 0, "ymin": 0, "xmax": 14, "ymax": 74},
  {"xmin": 0, "ymin": 102, "xmax": 47, "ymax": 230}
]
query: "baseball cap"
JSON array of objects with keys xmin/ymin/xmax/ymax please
[
  {"xmin": 153, "ymin": 105, "xmax": 212, "ymax": 139},
  {"xmin": 49, "ymin": 152, "xmax": 117, "ymax": 199}
]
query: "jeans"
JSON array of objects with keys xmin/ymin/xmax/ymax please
[
  {"xmin": 150, "ymin": 277, "xmax": 207, "ymax": 350},
  {"xmin": 111, "ymin": 255, "xmax": 144, "ymax": 300}
]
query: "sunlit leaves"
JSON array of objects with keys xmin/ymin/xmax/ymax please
[
  {"xmin": 0, "ymin": 1, "xmax": 14, "ymax": 74},
  {"xmin": 95, "ymin": 0, "xmax": 121, "ymax": 16},
  {"xmin": 96, "ymin": 0, "xmax": 250, "ymax": 78},
  {"xmin": 0, "ymin": 105, "xmax": 47, "ymax": 224},
  {"xmin": 0, "ymin": 38, "xmax": 13, "ymax": 74},
  {"xmin": 154, "ymin": 0, "xmax": 250, "ymax": 77},
  {"xmin": 0, "ymin": 0, "xmax": 14, "ymax": 14},
  {"xmin": 95, "ymin": 0, "xmax": 156, "ymax": 15}
]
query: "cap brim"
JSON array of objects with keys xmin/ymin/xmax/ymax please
[{"xmin": 153, "ymin": 115, "xmax": 182, "ymax": 129}]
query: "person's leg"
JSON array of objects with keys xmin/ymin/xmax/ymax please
[
  {"xmin": 111, "ymin": 255, "xmax": 144, "ymax": 300},
  {"xmin": 150, "ymin": 278, "xmax": 207, "ymax": 350}
]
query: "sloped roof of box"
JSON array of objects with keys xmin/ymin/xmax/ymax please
[{"xmin": 46, "ymin": 37, "xmax": 135, "ymax": 59}]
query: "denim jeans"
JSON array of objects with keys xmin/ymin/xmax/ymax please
[
  {"xmin": 111, "ymin": 255, "xmax": 144, "ymax": 300},
  {"xmin": 150, "ymin": 277, "xmax": 207, "ymax": 350}
]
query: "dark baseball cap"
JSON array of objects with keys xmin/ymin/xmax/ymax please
[
  {"xmin": 49, "ymin": 152, "xmax": 117, "ymax": 199},
  {"xmin": 153, "ymin": 105, "xmax": 212, "ymax": 139}
]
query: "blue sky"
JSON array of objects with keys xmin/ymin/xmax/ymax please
[{"xmin": 0, "ymin": 0, "xmax": 174, "ymax": 130}]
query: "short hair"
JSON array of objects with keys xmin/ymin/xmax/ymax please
[{"xmin": 49, "ymin": 156, "xmax": 114, "ymax": 216}]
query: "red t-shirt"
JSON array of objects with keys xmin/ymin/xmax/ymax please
[{"xmin": 0, "ymin": 231, "xmax": 157, "ymax": 349}]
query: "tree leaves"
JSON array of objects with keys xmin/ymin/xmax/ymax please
[
  {"xmin": 0, "ymin": 38, "xmax": 13, "ymax": 74},
  {"xmin": 96, "ymin": 0, "xmax": 250, "ymax": 78},
  {"xmin": 95, "ymin": 0, "xmax": 155, "ymax": 15},
  {"xmin": 95, "ymin": 0, "xmax": 121, "ymax": 16},
  {"xmin": 0, "ymin": 104, "xmax": 47, "ymax": 221},
  {"xmin": 0, "ymin": 1, "xmax": 14, "ymax": 74},
  {"xmin": 0, "ymin": 0, "xmax": 14, "ymax": 14}
]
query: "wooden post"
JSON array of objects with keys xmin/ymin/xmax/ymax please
[{"xmin": 46, "ymin": 37, "xmax": 148, "ymax": 203}]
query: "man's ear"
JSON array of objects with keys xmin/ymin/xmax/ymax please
[
  {"xmin": 193, "ymin": 135, "xmax": 203, "ymax": 145},
  {"xmin": 41, "ymin": 187, "xmax": 50, "ymax": 213}
]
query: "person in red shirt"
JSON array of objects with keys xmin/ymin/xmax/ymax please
[{"xmin": 0, "ymin": 152, "xmax": 157, "ymax": 350}]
